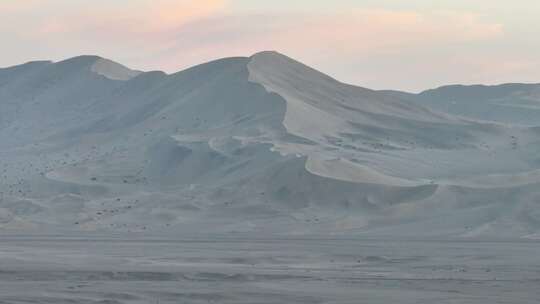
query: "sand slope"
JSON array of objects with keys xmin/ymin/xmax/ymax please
[{"xmin": 1, "ymin": 52, "xmax": 539, "ymax": 237}]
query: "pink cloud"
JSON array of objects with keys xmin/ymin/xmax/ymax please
[
  {"xmin": 266, "ymin": 10, "xmax": 504, "ymax": 56},
  {"xmin": 36, "ymin": 0, "xmax": 227, "ymax": 36},
  {"xmin": 139, "ymin": 10, "xmax": 504, "ymax": 74},
  {"xmin": 3, "ymin": 3, "xmax": 527, "ymax": 91},
  {"xmin": 0, "ymin": 0, "xmax": 44, "ymax": 12},
  {"xmin": 1, "ymin": 4, "xmax": 504, "ymax": 68}
]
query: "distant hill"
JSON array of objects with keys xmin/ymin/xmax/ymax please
[{"xmin": 384, "ymin": 83, "xmax": 540, "ymax": 126}]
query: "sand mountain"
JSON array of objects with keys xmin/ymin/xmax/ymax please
[{"xmin": 1, "ymin": 51, "xmax": 539, "ymax": 238}]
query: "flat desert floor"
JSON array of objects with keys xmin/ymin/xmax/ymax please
[{"xmin": 0, "ymin": 235, "xmax": 538, "ymax": 303}]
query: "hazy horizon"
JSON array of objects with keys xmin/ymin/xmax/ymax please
[{"xmin": 4, "ymin": 50, "xmax": 540, "ymax": 94}]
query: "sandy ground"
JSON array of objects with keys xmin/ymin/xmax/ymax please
[{"xmin": 0, "ymin": 235, "xmax": 538, "ymax": 303}]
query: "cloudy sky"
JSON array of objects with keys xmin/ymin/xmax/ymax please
[{"xmin": 1, "ymin": 0, "xmax": 539, "ymax": 92}]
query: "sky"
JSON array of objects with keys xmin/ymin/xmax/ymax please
[{"xmin": 1, "ymin": 0, "xmax": 539, "ymax": 92}]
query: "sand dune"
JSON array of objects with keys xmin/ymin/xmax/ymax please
[{"xmin": 1, "ymin": 52, "xmax": 539, "ymax": 237}]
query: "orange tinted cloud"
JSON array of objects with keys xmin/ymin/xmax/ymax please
[
  {"xmin": 1, "ymin": 3, "xmax": 504, "ymax": 63},
  {"xmin": 1, "ymin": 3, "xmax": 518, "ymax": 91},
  {"xmin": 268, "ymin": 10, "xmax": 504, "ymax": 55},
  {"xmin": 145, "ymin": 9, "xmax": 503, "ymax": 72},
  {"xmin": 149, "ymin": 0, "xmax": 228, "ymax": 29},
  {"xmin": 36, "ymin": 0, "xmax": 227, "ymax": 35},
  {"xmin": 0, "ymin": 0, "xmax": 44, "ymax": 12}
]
